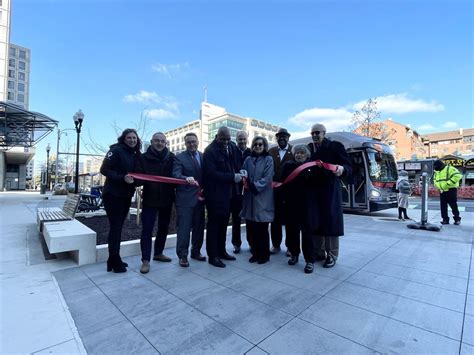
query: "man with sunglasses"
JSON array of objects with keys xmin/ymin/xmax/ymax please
[
  {"xmin": 307, "ymin": 123, "xmax": 351, "ymax": 270},
  {"xmin": 203, "ymin": 126, "xmax": 243, "ymax": 267}
]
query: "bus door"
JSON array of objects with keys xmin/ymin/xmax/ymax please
[{"xmin": 341, "ymin": 151, "xmax": 368, "ymax": 210}]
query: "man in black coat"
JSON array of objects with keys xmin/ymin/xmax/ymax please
[
  {"xmin": 203, "ymin": 126, "xmax": 243, "ymax": 267},
  {"xmin": 136, "ymin": 132, "xmax": 175, "ymax": 274},
  {"xmin": 268, "ymin": 128, "xmax": 293, "ymax": 254},
  {"xmin": 307, "ymin": 123, "xmax": 351, "ymax": 271},
  {"xmin": 231, "ymin": 130, "xmax": 252, "ymax": 254}
]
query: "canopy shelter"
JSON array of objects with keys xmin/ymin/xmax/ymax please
[{"xmin": 0, "ymin": 101, "xmax": 57, "ymax": 150}]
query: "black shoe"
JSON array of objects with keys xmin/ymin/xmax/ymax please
[
  {"xmin": 209, "ymin": 257, "xmax": 226, "ymax": 268},
  {"xmin": 270, "ymin": 247, "xmax": 281, "ymax": 255},
  {"xmin": 285, "ymin": 250, "xmax": 292, "ymax": 257},
  {"xmin": 440, "ymin": 220, "xmax": 450, "ymax": 225},
  {"xmin": 107, "ymin": 256, "xmax": 127, "ymax": 273},
  {"xmin": 258, "ymin": 258, "xmax": 269, "ymax": 265},
  {"xmin": 323, "ymin": 254, "xmax": 336, "ymax": 268},
  {"xmin": 233, "ymin": 246, "xmax": 241, "ymax": 254},
  {"xmin": 179, "ymin": 256, "xmax": 189, "ymax": 267},
  {"xmin": 117, "ymin": 256, "xmax": 128, "ymax": 267},
  {"xmin": 288, "ymin": 256, "xmax": 299, "ymax": 266},
  {"xmin": 304, "ymin": 262, "xmax": 314, "ymax": 274},
  {"xmin": 249, "ymin": 255, "xmax": 258, "ymax": 263},
  {"xmin": 220, "ymin": 253, "xmax": 236, "ymax": 261},
  {"xmin": 191, "ymin": 253, "xmax": 206, "ymax": 261},
  {"xmin": 454, "ymin": 220, "xmax": 461, "ymax": 225}
]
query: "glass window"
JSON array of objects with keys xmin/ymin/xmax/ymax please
[
  {"xmin": 18, "ymin": 72, "xmax": 25, "ymax": 81},
  {"xmin": 9, "ymin": 59, "xmax": 15, "ymax": 67},
  {"xmin": 8, "ymin": 69, "xmax": 14, "ymax": 78},
  {"xmin": 19, "ymin": 50, "xmax": 26, "ymax": 59},
  {"xmin": 367, "ymin": 151, "xmax": 398, "ymax": 182},
  {"xmin": 8, "ymin": 81, "xmax": 14, "ymax": 89},
  {"xmin": 18, "ymin": 61, "xmax": 26, "ymax": 70},
  {"xmin": 9, "ymin": 47, "xmax": 15, "ymax": 56},
  {"xmin": 7, "ymin": 92, "xmax": 14, "ymax": 100},
  {"xmin": 18, "ymin": 94, "xmax": 25, "ymax": 102},
  {"xmin": 18, "ymin": 83, "xmax": 25, "ymax": 92}
]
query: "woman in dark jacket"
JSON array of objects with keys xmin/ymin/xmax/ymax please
[
  {"xmin": 100, "ymin": 128, "xmax": 142, "ymax": 273},
  {"xmin": 280, "ymin": 144, "xmax": 316, "ymax": 273}
]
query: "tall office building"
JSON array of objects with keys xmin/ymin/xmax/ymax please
[
  {"xmin": 165, "ymin": 102, "xmax": 281, "ymax": 154},
  {"xmin": 7, "ymin": 43, "xmax": 30, "ymax": 109},
  {"xmin": 0, "ymin": 0, "xmax": 12, "ymax": 101}
]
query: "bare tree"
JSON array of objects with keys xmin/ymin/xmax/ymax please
[
  {"xmin": 85, "ymin": 109, "xmax": 152, "ymax": 155},
  {"xmin": 351, "ymin": 98, "xmax": 394, "ymax": 142}
]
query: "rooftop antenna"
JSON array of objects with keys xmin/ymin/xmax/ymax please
[{"xmin": 203, "ymin": 85, "xmax": 208, "ymax": 103}]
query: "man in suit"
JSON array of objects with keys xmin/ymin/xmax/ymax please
[
  {"xmin": 203, "ymin": 126, "xmax": 243, "ymax": 268},
  {"xmin": 231, "ymin": 130, "xmax": 252, "ymax": 254},
  {"xmin": 268, "ymin": 128, "xmax": 293, "ymax": 255},
  {"xmin": 172, "ymin": 132, "xmax": 206, "ymax": 267}
]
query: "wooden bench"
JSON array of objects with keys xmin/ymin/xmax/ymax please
[
  {"xmin": 36, "ymin": 194, "xmax": 81, "ymax": 233},
  {"xmin": 43, "ymin": 219, "xmax": 97, "ymax": 265}
]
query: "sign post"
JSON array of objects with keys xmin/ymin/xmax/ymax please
[{"xmin": 407, "ymin": 172, "xmax": 441, "ymax": 231}]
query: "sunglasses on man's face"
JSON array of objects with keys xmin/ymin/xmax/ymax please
[
  {"xmin": 311, "ymin": 131, "xmax": 324, "ymax": 135},
  {"xmin": 253, "ymin": 143, "xmax": 264, "ymax": 147}
]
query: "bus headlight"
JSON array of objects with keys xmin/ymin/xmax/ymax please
[{"xmin": 370, "ymin": 189, "xmax": 381, "ymax": 198}]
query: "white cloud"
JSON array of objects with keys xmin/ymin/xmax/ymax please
[
  {"xmin": 352, "ymin": 93, "xmax": 444, "ymax": 114},
  {"xmin": 143, "ymin": 108, "xmax": 176, "ymax": 120},
  {"xmin": 416, "ymin": 123, "xmax": 436, "ymax": 132},
  {"xmin": 442, "ymin": 121, "xmax": 458, "ymax": 129},
  {"xmin": 288, "ymin": 107, "xmax": 353, "ymax": 131},
  {"xmin": 152, "ymin": 61, "xmax": 189, "ymax": 78},
  {"xmin": 123, "ymin": 90, "xmax": 162, "ymax": 104},
  {"xmin": 123, "ymin": 90, "xmax": 180, "ymax": 120}
]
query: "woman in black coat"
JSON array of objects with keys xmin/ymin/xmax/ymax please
[
  {"xmin": 100, "ymin": 128, "xmax": 142, "ymax": 273},
  {"xmin": 280, "ymin": 144, "xmax": 317, "ymax": 273}
]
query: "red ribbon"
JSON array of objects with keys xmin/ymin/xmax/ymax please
[
  {"xmin": 130, "ymin": 159, "xmax": 337, "ymax": 198},
  {"xmin": 272, "ymin": 160, "xmax": 338, "ymax": 188},
  {"xmin": 129, "ymin": 173, "xmax": 205, "ymax": 201}
]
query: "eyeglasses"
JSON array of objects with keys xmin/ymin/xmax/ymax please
[
  {"xmin": 253, "ymin": 143, "xmax": 264, "ymax": 147},
  {"xmin": 311, "ymin": 131, "xmax": 325, "ymax": 135}
]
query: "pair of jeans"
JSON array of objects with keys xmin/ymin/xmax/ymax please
[{"xmin": 140, "ymin": 205, "xmax": 172, "ymax": 261}]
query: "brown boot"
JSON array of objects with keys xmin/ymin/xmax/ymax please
[{"xmin": 140, "ymin": 260, "xmax": 150, "ymax": 274}]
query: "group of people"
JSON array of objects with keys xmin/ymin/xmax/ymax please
[{"xmin": 100, "ymin": 123, "xmax": 351, "ymax": 275}]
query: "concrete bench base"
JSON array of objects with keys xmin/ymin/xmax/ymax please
[{"xmin": 43, "ymin": 220, "xmax": 97, "ymax": 265}]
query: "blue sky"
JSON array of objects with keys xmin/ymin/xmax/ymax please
[{"xmin": 12, "ymin": 0, "xmax": 472, "ymax": 163}]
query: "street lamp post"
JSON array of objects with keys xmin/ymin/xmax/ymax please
[
  {"xmin": 73, "ymin": 109, "xmax": 84, "ymax": 194},
  {"xmin": 46, "ymin": 143, "xmax": 51, "ymax": 190}
]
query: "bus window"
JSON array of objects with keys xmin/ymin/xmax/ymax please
[{"xmin": 367, "ymin": 151, "xmax": 397, "ymax": 183}]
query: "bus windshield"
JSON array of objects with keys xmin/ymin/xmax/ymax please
[{"xmin": 367, "ymin": 151, "xmax": 398, "ymax": 183}]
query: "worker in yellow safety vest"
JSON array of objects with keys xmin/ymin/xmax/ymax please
[{"xmin": 433, "ymin": 159, "xmax": 462, "ymax": 225}]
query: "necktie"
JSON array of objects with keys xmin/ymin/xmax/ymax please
[{"xmin": 192, "ymin": 151, "xmax": 200, "ymax": 166}]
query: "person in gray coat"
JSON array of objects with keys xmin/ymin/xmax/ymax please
[
  {"xmin": 240, "ymin": 136, "xmax": 274, "ymax": 264},
  {"xmin": 396, "ymin": 170, "xmax": 412, "ymax": 221},
  {"xmin": 172, "ymin": 133, "xmax": 206, "ymax": 267}
]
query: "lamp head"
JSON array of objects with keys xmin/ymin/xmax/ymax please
[
  {"xmin": 73, "ymin": 109, "xmax": 84, "ymax": 124},
  {"xmin": 46, "ymin": 143, "xmax": 51, "ymax": 153}
]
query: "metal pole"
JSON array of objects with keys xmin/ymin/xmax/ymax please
[
  {"xmin": 75, "ymin": 130, "xmax": 80, "ymax": 194},
  {"xmin": 55, "ymin": 128, "xmax": 60, "ymax": 186}
]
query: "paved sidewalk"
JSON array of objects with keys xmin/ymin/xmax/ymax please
[{"xmin": 1, "ymin": 192, "xmax": 473, "ymax": 354}]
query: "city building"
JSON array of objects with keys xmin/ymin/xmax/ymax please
[
  {"xmin": 165, "ymin": 102, "xmax": 280, "ymax": 153},
  {"xmin": 353, "ymin": 118, "xmax": 426, "ymax": 161},
  {"xmin": 421, "ymin": 128, "xmax": 474, "ymax": 158},
  {"xmin": 7, "ymin": 43, "xmax": 30, "ymax": 109},
  {"xmin": 0, "ymin": 1, "xmax": 56, "ymax": 190}
]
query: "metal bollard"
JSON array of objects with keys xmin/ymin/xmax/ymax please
[{"xmin": 407, "ymin": 172, "xmax": 441, "ymax": 231}]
